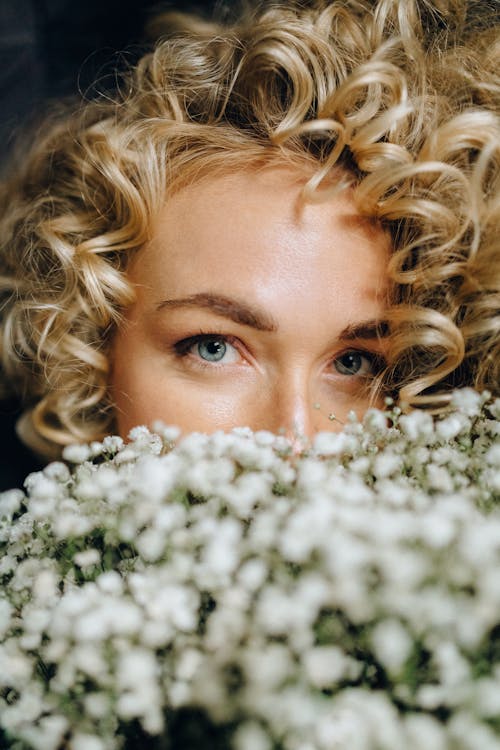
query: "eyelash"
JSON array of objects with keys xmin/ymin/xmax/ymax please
[
  {"xmin": 174, "ymin": 332, "xmax": 386, "ymax": 376},
  {"xmin": 334, "ymin": 350, "xmax": 386, "ymax": 378},
  {"xmin": 174, "ymin": 332, "xmax": 240, "ymax": 364}
]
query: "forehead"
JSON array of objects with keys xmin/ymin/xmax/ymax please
[{"xmin": 131, "ymin": 167, "xmax": 390, "ymax": 319}]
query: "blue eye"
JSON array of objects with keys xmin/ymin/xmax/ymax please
[
  {"xmin": 334, "ymin": 350, "xmax": 380, "ymax": 376},
  {"xmin": 197, "ymin": 337, "xmax": 227, "ymax": 362},
  {"xmin": 174, "ymin": 334, "xmax": 240, "ymax": 365}
]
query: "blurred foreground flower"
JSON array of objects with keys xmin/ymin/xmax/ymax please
[{"xmin": 1, "ymin": 390, "xmax": 500, "ymax": 750}]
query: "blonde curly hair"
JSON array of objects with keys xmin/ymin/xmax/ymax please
[{"xmin": 0, "ymin": 0, "xmax": 498, "ymax": 458}]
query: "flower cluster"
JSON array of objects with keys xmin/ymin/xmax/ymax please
[{"xmin": 1, "ymin": 389, "xmax": 500, "ymax": 750}]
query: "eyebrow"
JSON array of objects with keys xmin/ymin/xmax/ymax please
[
  {"xmin": 155, "ymin": 292, "xmax": 388, "ymax": 340},
  {"xmin": 155, "ymin": 293, "xmax": 278, "ymax": 332},
  {"xmin": 340, "ymin": 320, "xmax": 389, "ymax": 341}
]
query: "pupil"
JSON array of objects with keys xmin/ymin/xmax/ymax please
[
  {"xmin": 336, "ymin": 352, "xmax": 362, "ymax": 375},
  {"xmin": 347, "ymin": 353, "xmax": 359, "ymax": 370},
  {"xmin": 198, "ymin": 339, "xmax": 226, "ymax": 361}
]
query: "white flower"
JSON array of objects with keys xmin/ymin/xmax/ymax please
[
  {"xmin": 449, "ymin": 712, "xmax": 500, "ymax": 750},
  {"xmin": 73, "ymin": 477, "xmax": 104, "ymax": 502},
  {"xmin": 96, "ymin": 570, "xmax": 124, "ymax": 596},
  {"xmin": 116, "ymin": 648, "xmax": 163, "ymax": 733},
  {"xmin": 132, "ymin": 579, "xmax": 199, "ymax": 632},
  {"xmin": 254, "ymin": 430, "xmax": 281, "ymax": 447},
  {"xmin": 72, "ymin": 644, "xmax": 108, "ymax": 682},
  {"xmin": 419, "ymin": 513, "xmax": 456, "ymax": 548},
  {"xmin": 11, "ymin": 714, "xmax": 68, "ymax": 750},
  {"xmin": 0, "ymin": 489, "xmax": 24, "ymax": 519},
  {"xmin": 0, "ymin": 599, "xmax": 13, "ymax": 638},
  {"xmin": 473, "ymin": 677, "xmax": 500, "ymax": 718},
  {"xmin": 434, "ymin": 641, "xmax": 471, "ymax": 688},
  {"xmin": 83, "ymin": 692, "xmax": 112, "ymax": 720},
  {"xmin": 70, "ymin": 733, "xmax": 107, "ymax": 750},
  {"xmin": 399, "ymin": 411, "xmax": 435, "ymax": 442},
  {"xmin": 485, "ymin": 443, "xmax": 500, "ymax": 466},
  {"xmin": 199, "ymin": 516, "xmax": 242, "ymax": 579},
  {"xmin": 322, "ymin": 691, "xmax": 404, "ymax": 750},
  {"xmin": 151, "ymin": 421, "xmax": 181, "ymax": 443},
  {"xmin": 242, "ymin": 643, "xmax": 294, "ymax": 690},
  {"xmin": 312, "ymin": 430, "xmax": 357, "ymax": 456},
  {"xmin": 74, "ymin": 549, "xmax": 101, "ymax": 568},
  {"xmin": 363, "ymin": 408, "xmax": 390, "ymax": 433},
  {"xmin": 255, "ymin": 586, "xmax": 297, "ymax": 637},
  {"xmin": 71, "ymin": 596, "xmax": 143, "ymax": 642},
  {"xmin": 233, "ymin": 721, "xmax": 272, "ymax": 750},
  {"xmin": 488, "ymin": 398, "xmax": 500, "ymax": 419},
  {"xmin": 118, "ymin": 647, "xmax": 158, "ymax": 689},
  {"xmin": 128, "ymin": 425, "xmax": 163, "ymax": 455},
  {"xmin": 53, "ymin": 510, "xmax": 94, "ymax": 538},
  {"xmin": 372, "ymin": 451, "xmax": 402, "ymax": 479},
  {"xmin": 32, "ymin": 569, "xmax": 60, "ymax": 604},
  {"xmin": 182, "ymin": 457, "xmax": 234, "ymax": 496},
  {"xmin": 136, "ymin": 526, "xmax": 167, "ymax": 562},
  {"xmin": 237, "ymin": 558, "xmax": 268, "ymax": 592},
  {"xmin": 139, "ymin": 618, "xmax": 175, "ymax": 649},
  {"xmin": 101, "ymin": 435, "xmax": 125, "ymax": 454},
  {"xmin": 371, "ymin": 619, "xmax": 413, "ymax": 674},
  {"xmin": 426, "ymin": 463, "xmax": 455, "ymax": 492},
  {"xmin": 0, "ymin": 641, "xmax": 34, "ymax": 689},
  {"xmin": 403, "ymin": 714, "xmax": 447, "ymax": 750},
  {"xmin": 436, "ymin": 413, "xmax": 469, "ymax": 442},
  {"xmin": 220, "ymin": 471, "xmax": 273, "ymax": 519},
  {"xmin": 63, "ymin": 444, "xmax": 93, "ymax": 463},
  {"xmin": 1, "ymin": 390, "xmax": 499, "ymax": 750},
  {"xmin": 451, "ymin": 387, "xmax": 484, "ymax": 416},
  {"xmin": 175, "ymin": 647, "xmax": 203, "ymax": 681},
  {"xmin": 21, "ymin": 605, "xmax": 51, "ymax": 636},
  {"xmin": 278, "ymin": 498, "xmax": 333, "ymax": 563},
  {"xmin": 303, "ymin": 646, "xmax": 350, "ymax": 688}
]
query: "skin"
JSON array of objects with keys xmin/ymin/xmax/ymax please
[{"xmin": 110, "ymin": 167, "xmax": 390, "ymax": 447}]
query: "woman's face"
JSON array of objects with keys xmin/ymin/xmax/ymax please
[{"xmin": 111, "ymin": 167, "xmax": 390, "ymax": 445}]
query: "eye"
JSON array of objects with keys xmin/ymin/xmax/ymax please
[
  {"xmin": 197, "ymin": 337, "xmax": 229, "ymax": 362},
  {"xmin": 175, "ymin": 334, "xmax": 240, "ymax": 364},
  {"xmin": 333, "ymin": 350, "xmax": 382, "ymax": 377}
]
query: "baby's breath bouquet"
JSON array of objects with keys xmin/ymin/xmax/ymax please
[{"xmin": 1, "ymin": 389, "xmax": 500, "ymax": 750}]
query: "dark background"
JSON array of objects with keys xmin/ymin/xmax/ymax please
[
  {"xmin": 0, "ymin": 0, "xmax": 222, "ymax": 489},
  {"xmin": 0, "ymin": 0, "xmax": 231, "ymax": 169}
]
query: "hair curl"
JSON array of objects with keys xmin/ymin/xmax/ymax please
[{"xmin": 0, "ymin": 0, "xmax": 498, "ymax": 457}]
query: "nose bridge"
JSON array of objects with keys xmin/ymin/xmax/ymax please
[{"xmin": 266, "ymin": 366, "xmax": 316, "ymax": 443}]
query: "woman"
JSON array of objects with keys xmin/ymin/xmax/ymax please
[{"xmin": 0, "ymin": 0, "xmax": 498, "ymax": 460}]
